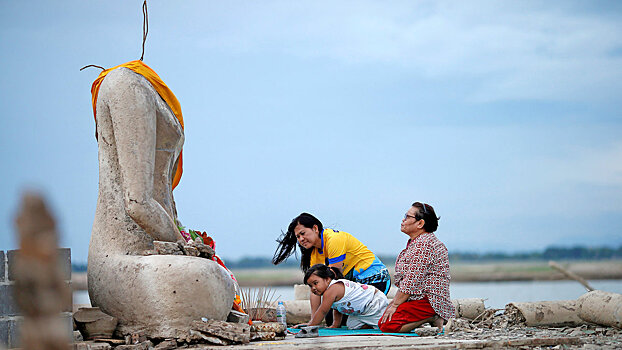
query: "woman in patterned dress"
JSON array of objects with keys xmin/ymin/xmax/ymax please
[{"xmin": 378, "ymin": 202, "xmax": 456, "ymax": 333}]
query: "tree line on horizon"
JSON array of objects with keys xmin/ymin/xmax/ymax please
[{"xmin": 71, "ymin": 244, "xmax": 622, "ymax": 271}]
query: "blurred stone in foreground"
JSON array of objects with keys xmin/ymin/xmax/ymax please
[{"xmin": 13, "ymin": 192, "xmax": 71, "ymax": 350}]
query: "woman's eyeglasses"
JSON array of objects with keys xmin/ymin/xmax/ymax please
[{"xmin": 403, "ymin": 214, "xmax": 419, "ymax": 221}]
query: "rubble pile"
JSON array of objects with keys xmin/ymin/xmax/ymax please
[{"xmin": 443, "ymin": 310, "xmax": 622, "ymax": 349}]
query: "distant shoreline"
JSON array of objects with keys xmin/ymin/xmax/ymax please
[{"xmin": 70, "ymin": 260, "xmax": 622, "ymax": 290}]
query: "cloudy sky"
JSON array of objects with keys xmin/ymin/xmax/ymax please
[{"xmin": 1, "ymin": 1, "xmax": 621, "ymax": 264}]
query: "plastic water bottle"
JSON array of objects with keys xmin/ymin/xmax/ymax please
[{"xmin": 276, "ymin": 301, "xmax": 287, "ymax": 327}]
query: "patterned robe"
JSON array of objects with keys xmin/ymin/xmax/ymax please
[{"xmin": 394, "ymin": 232, "xmax": 456, "ymax": 320}]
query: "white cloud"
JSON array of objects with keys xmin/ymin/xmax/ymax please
[{"xmin": 179, "ymin": 1, "xmax": 622, "ymax": 103}]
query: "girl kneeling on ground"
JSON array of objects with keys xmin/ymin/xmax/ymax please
[{"xmin": 295, "ymin": 264, "xmax": 389, "ymax": 329}]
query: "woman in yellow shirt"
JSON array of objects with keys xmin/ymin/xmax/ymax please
[{"xmin": 273, "ymin": 213, "xmax": 391, "ymax": 325}]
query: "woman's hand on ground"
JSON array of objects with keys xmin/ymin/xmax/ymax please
[
  {"xmin": 292, "ymin": 323, "xmax": 308, "ymax": 329},
  {"xmin": 327, "ymin": 324, "xmax": 341, "ymax": 328}
]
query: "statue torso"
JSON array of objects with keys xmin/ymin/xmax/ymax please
[{"xmin": 90, "ymin": 67, "xmax": 184, "ymax": 256}]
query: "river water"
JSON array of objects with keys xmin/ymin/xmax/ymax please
[{"xmin": 74, "ymin": 279, "xmax": 622, "ymax": 309}]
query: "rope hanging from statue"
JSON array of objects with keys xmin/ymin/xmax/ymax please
[
  {"xmin": 80, "ymin": 0, "xmax": 149, "ymax": 71},
  {"xmin": 140, "ymin": 0, "xmax": 148, "ymax": 61}
]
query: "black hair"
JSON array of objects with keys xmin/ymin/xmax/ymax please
[
  {"xmin": 272, "ymin": 213, "xmax": 323, "ymax": 272},
  {"xmin": 303, "ymin": 264, "xmax": 344, "ymax": 285},
  {"xmin": 412, "ymin": 202, "xmax": 440, "ymax": 233}
]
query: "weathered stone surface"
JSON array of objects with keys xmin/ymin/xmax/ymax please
[
  {"xmin": 0, "ymin": 250, "xmax": 5, "ymax": 283},
  {"xmin": 578, "ymin": 290, "xmax": 622, "ymax": 328},
  {"xmin": 96, "ymin": 338, "xmax": 125, "ymax": 346},
  {"xmin": 412, "ymin": 327, "xmax": 439, "ymax": 337},
  {"xmin": 73, "ymin": 341, "xmax": 112, "ymax": 350},
  {"xmin": 294, "ymin": 284, "xmax": 310, "ymax": 300},
  {"xmin": 191, "ymin": 320, "xmax": 250, "ymax": 344},
  {"xmin": 180, "ymin": 245, "xmax": 199, "ymax": 257},
  {"xmin": 190, "ymin": 241, "xmax": 214, "ymax": 259},
  {"xmin": 154, "ymin": 339, "xmax": 177, "ymax": 349},
  {"xmin": 88, "ymin": 67, "xmax": 234, "ymax": 339},
  {"xmin": 153, "ymin": 241, "xmax": 183, "ymax": 255},
  {"xmin": 188, "ymin": 329, "xmax": 230, "ymax": 345},
  {"xmin": 115, "ymin": 340, "xmax": 153, "ymax": 350},
  {"xmin": 280, "ymin": 301, "xmax": 310, "ymax": 324},
  {"xmin": 130, "ymin": 332, "xmax": 147, "ymax": 344},
  {"xmin": 506, "ymin": 300, "xmax": 583, "ymax": 327},
  {"xmin": 74, "ymin": 307, "xmax": 118, "ymax": 340},
  {"xmin": 451, "ymin": 298, "xmax": 486, "ymax": 320}
]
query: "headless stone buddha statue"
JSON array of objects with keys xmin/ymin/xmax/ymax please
[{"xmin": 87, "ymin": 66, "xmax": 234, "ymax": 338}]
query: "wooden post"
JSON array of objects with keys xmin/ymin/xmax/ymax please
[{"xmin": 548, "ymin": 261, "xmax": 594, "ymax": 291}]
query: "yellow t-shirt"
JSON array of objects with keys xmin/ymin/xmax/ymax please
[{"xmin": 310, "ymin": 228, "xmax": 377, "ymax": 277}]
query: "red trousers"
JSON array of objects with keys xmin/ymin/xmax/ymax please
[{"xmin": 378, "ymin": 297, "xmax": 436, "ymax": 333}]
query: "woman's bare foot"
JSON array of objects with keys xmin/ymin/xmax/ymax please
[{"xmin": 431, "ymin": 315, "xmax": 445, "ymax": 333}]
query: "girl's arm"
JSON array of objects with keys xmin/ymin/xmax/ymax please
[
  {"xmin": 310, "ymin": 293, "xmax": 321, "ymax": 315},
  {"xmin": 329, "ymin": 309, "xmax": 343, "ymax": 328},
  {"xmin": 306, "ymin": 282, "xmax": 345, "ymax": 326}
]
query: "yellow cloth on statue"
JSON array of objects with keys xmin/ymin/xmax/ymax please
[{"xmin": 90, "ymin": 60, "xmax": 184, "ymax": 189}]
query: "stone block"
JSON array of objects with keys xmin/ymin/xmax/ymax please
[
  {"xmin": 0, "ymin": 319, "xmax": 9, "ymax": 348},
  {"xmin": 7, "ymin": 248, "xmax": 72, "ymax": 282},
  {"xmin": 0, "ymin": 284, "xmax": 19, "ymax": 317},
  {"xmin": 8, "ymin": 317, "xmax": 22, "ymax": 349},
  {"xmin": 63, "ymin": 281, "xmax": 73, "ymax": 313},
  {"xmin": 58, "ymin": 248, "xmax": 72, "ymax": 281},
  {"xmin": 6, "ymin": 250, "xmax": 17, "ymax": 282},
  {"xmin": 0, "ymin": 250, "xmax": 6, "ymax": 282}
]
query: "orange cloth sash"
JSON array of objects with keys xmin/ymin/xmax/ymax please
[{"xmin": 90, "ymin": 60, "xmax": 184, "ymax": 189}]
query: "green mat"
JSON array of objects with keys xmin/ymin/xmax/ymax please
[{"xmin": 287, "ymin": 327, "xmax": 421, "ymax": 337}]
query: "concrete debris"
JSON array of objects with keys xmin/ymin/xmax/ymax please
[
  {"xmin": 189, "ymin": 241, "xmax": 215, "ymax": 259},
  {"xmin": 190, "ymin": 319, "xmax": 250, "ymax": 344},
  {"xmin": 505, "ymin": 300, "xmax": 584, "ymax": 327},
  {"xmin": 115, "ymin": 340, "xmax": 153, "ymax": 350},
  {"xmin": 73, "ymin": 342, "xmax": 112, "ymax": 350},
  {"xmin": 452, "ymin": 298, "xmax": 486, "ymax": 320},
  {"xmin": 577, "ymin": 290, "xmax": 622, "ymax": 328},
  {"xmin": 153, "ymin": 339, "xmax": 178, "ymax": 349},
  {"xmin": 74, "ymin": 307, "xmax": 118, "ymax": 340},
  {"xmin": 153, "ymin": 241, "xmax": 184, "ymax": 255},
  {"xmin": 446, "ymin": 313, "xmax": 622, "ymax": 350}
]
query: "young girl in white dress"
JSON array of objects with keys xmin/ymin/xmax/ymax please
[{"xmin": 296, "ymin": 264, "xmax": 389, "ymax": 329}]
